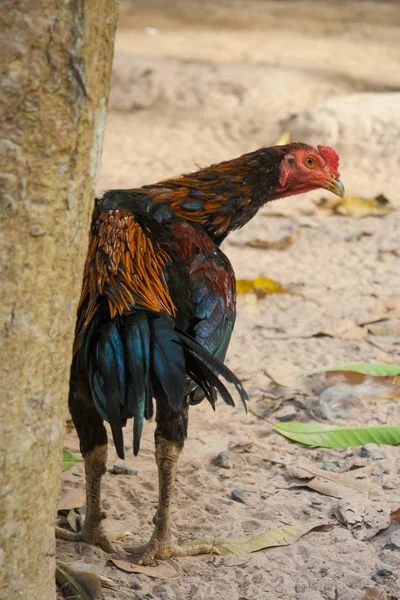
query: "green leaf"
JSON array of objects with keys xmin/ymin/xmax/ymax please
[
  {"xmin": 304, "ymin": 362, "xmax": 400, "ymax": 377},
  {"xmin": 190, "ymin": 523, "xmax": 326, "ymax": 555},
  {"xmin": 62, "ymin": 449, "xmax": 79, "ymax": 472},
  {"xmin": 273, "ymin": 422, "xmax": 400, "ymax": 448}
]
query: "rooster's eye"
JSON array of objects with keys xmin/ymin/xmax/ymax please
[{"xmin": 305, "ymin": 157, "xmax": 316, "ymax": 168}]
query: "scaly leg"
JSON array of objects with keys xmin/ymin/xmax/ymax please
[
  {"xmin": 56, "ymin": 444, "xmax": 114, "ymax": 553},
  {"xmin": 126, "ymin": 403, "xmax": 218, "ymax": 564},
  {"xmin": 56, "ymin": 375, "xmax": 115, "ymax": 553}
]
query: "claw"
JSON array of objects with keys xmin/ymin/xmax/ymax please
[{"xmin": 56, "ymin": 524, "xmax": 116, "ymax": 554}]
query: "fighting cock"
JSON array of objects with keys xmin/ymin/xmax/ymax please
[{"xmin": 57, "ymin": 143, "xmax": 343, "ymax": 564}]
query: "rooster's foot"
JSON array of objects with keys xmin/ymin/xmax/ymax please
[{"xmin": 56, "ymin": 523, "xmax": 116, "ymax": 554}]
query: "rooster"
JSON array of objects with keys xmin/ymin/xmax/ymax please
[{"xmin": 57, "ymin": 143, "xmax": 343, "ymax": 564}]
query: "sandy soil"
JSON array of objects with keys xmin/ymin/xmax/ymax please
[{"xmin": 57, "ymin": 2, "xmax": 400, "ymax": 599}]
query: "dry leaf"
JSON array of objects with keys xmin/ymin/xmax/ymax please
[
  {"xmin": 229, "ymin": 442, "xmax": 254, "ymax": 453},
  {"xmin": 325, "ymin": 371, "xmax": 400, "ymax": 389},
  {"xmin": 315, "ymin": 194, "xmax": 395, "ymax": 217},
  {"xmin": 56, "ymin": 562, "xmax": 101, "ymax": 600},
  {"xmin": 370, "ymin": 296, "xmax": 400, "ymax": 317},
  {"xmin": 390, "ymin": 507, "xmax": 400, "ymax": 521},
  {"xmin": 109, "ymin": 559, "xmax": 178, "ymax": 579},
  {"xmin": 245, "ymin": 231, "xmax": 300, "ymax": 250},
  {"xmin": 190, "ymin": 522, "xmax": 328, "ymax": 555},
  {"xmin": 368, "ymin": 320, "xmax": 400, "ymax": 337},
  {"xmin": 315, "ymin": 318, "xmax": 367, "ymax": 341},
  {"xmin": 236, "ymin": 276, "xmax": 288, "ymax": 297},
  {"xmin": 274, "ymin": 131, "xmax": 291, "ymax": 145},
  {"xmin": 362, "ymin": 587, "xmax": 390, "ymax": 600},
  {"xmin": 67, "ymin": 509, "xmax": 81, "ymax": 532},
  {"xmin": 58, "ymin": 488, "xmax": 86, "ymax": 511},
  {"xmin": 335, "ymin": 495, "xmax": 391, "ymax": 540},
  {"xmin": 286, "ymin": 463, "xmax": 382, "ymax": 498}
]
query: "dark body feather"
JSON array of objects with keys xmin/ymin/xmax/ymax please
[
  {"xmin": 62, "ymin": 142, "xmax": 342, "ymax": 560},
  {"xmin": 71, "ymin": 145, "xmax": 305, "ymax": 459},
  {"xmin": 71, "ymin": 202, "xmax": 247, "ymax": 459},
  {"xmin": 99, "ymin": 146, "xmax": 291, "ymax": 245}
]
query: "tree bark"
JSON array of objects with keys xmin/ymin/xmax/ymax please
[{"xmin": 0, "ymin": 2, "xmax": 119, "ymax": 598}]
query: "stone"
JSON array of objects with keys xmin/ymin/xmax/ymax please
[
  {"xmin": 358, "ymin": 444, "xmax": 385, "ymax": 460},
  {"xmin": 322, "ymin": 461, "xmax": 342, "ymax": 473},
  {"xmin": 375, "ymin": 568, "xmax": 393, "ymax": 577},
  {"xmin": 109, "ymin": 464, "xmax": 138, "ymax": 476},
  {"xmin": 231, "ymin": 489, "xmax": 247, "ymax": 504},
  {"xmin": 212, "ymin": 451, "xmax": 233, "ymax": 469}
]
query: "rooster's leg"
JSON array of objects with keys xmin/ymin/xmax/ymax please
[
  {"xmin": 56, "ymin": 380, "xmax": 115, "ymax": 553},
  {"xmin": 126, "ymin": 403, "xmax": 218, "ymax": 564}
]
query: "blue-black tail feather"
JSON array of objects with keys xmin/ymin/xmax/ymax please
[{"xmin": 86, "ymin": 311, "xmax": 247, "ymax": 458}]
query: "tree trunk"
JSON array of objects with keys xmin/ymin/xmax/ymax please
[{"xmin": 0, "ymin": 2, "xmax": 119, "ymax": 598}]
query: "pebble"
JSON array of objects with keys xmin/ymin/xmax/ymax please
[
  {"xmin": 358, "ymin": 444, "xmax": 385, "ymax": 460},
  {"xmin": 322, "ymin": 461, "xmax": 342, "ymax": 473},
  {"xmin": 109, "ymin": 464, "xmax": 138, "ymax": 476},
  {"xmin": 382, "ymin": 542, "xmax": 400, "ymax": 552},
  {"xmin": 212, "ymin": 451, "xmax": 233, "ymax": 469},
  {"xmin": 375, "ymin": 568, "xmax": 393, "ymax": 577},
  {"xmin": 231, "ymin": 489, "xmax": 247, "ymax": 504}
]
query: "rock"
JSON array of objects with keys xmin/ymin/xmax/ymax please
[
  {"xmin": 231, "ymin": 489, "xmax": 247, "ymax": 504},
  {"xmin": 322, "ymin": 461, "xmax": 342, "ymax": 473},
  {"xmin": 282, "ymin": 93, "xmax": 400, "ymax": 204},
  {"xmin": 382, "ymin": 542, "xmax": 400, "ymax": 552},
  {"xmin": 375, "ymin": 568, "xmax": 393, "ymax": 577},
  {"xmin": 358, "ymin": 444, "xmax": 385, "ymax": 460},
  {"xmin": 109, "ymin": 464, "xmax": 138, "ymax": 476},
  {"xmin": 212, "ymin": 451, "xmax": 233, "ymax": 469}
]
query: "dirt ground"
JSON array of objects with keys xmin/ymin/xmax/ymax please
[{"xmin": 57, "ymin": 2, "xmax": 400, "ymax": 599}]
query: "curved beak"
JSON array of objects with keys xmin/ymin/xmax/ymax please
[{"xmin": 322, "ymin": 178, "xmax": 345, "ymax": 198}]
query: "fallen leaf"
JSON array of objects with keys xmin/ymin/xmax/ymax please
[
  {"xmin": 315, "ymin": 194, "xmax": 395, "ymax": 217},
  {"xmin": 62, "ymin": 448, "xmax": 80, "ymax": 472},
  {"xmin": 362, "ymin": 587, "xmax": 390, "ymax": 600},
  {"xmin": 286, "ymin": 463, "xmax": 382, "ymax": 498},
  {"xmin": 313, "ymin": 318, "xmax": 367, "ymax": 341},
  {"xmin": 368, "ymin": 320, "xmax": 400, "ymax": 337},
  {"xmin": 303, "ymin": 362, "xmax": 400, "ymax": 378},
  {"xmin": 68, "ymin": 563, "xmax": 117, "ymax": 589},
  {"xmin": 335, "ymin": 495, "xmax": 391, "ymax": 540},
  {"xmin": 273, "ymin": 422, "xmax": 400, "ymax": 449},
  {"xmin": 58, "ymin": 488, "xmax": 86, "ymax": 512},
  {"xmin": 244, "ymin": 231, "xmax": 301, "ymax": 250},
  {"xmin": 274, "ymin": 130, "xmax": 291, "ymax": 145},
  {"xmin": 390, "ymin": 507, "xmax": 400, "ymax": 521},
  {"xmin": 236, "ymin": 276, "xmax": 288, "ymax": 297},
  {"xmin": 109, "ymin": 559, "xmax": 178, "ymax": 579},
  {"xmin": 56, "ymin": 562, "xmax": 101, "ymax": 600},
  {"xmin": 67, "ymin": 508, "xmax": 81, "ymax": 531},
  {"xmin": 228, "ymin": 442, "xmax": 254, "ymax": 453},
  {"xmin": 370, "ymin": 295, "xmax": 400, "ymax": 317},
  {"xmin": 378, "ymin": 247, "xmax": 400, "ymax": 259},
  {"xmin": 190, "ymin": 522, "xmax": 327, "ymax": 555}
]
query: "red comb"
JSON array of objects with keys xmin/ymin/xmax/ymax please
[{"xmin": 317, "ymin": 145, "xmax": 340, "ymax": 178}]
